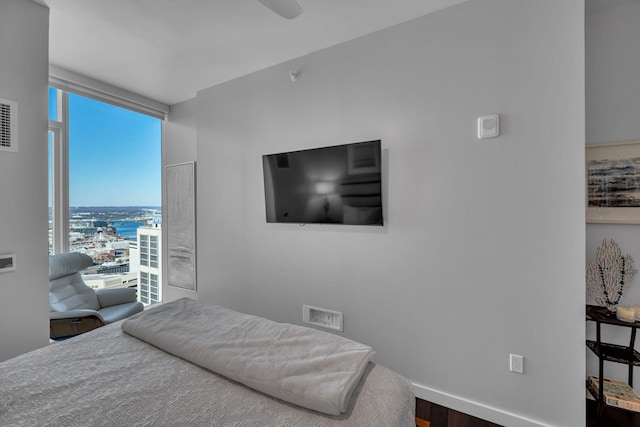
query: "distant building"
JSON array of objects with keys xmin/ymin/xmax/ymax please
[
  {"xmin": 137, "ymin": 223, "xmax": 162, "ymax": 305},
  {"xmin": 83, "ymin": 272, "xmax": 137, "ymax": 290},
  {"xmin": 129, "ymin": 239, "xmax": 139, "ymax": 274},
  {"xmin": 96, "ymin": 262, "xmax": 129, "ymax": 274}
]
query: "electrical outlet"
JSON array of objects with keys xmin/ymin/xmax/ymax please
[
  {"xmin": 302, "ymin": 305, "xmax": 343, "ymax": 332},
  {"xmin": 0, "ymin": 254, "xmax": 16, "ymax": 273},
  {"xmin": 510, "ymin": 354, "xmax": 524, "ymax": 374},
  {"xmin": 324, "ymin": 313, "xmax": 333, "ymax": 325}
]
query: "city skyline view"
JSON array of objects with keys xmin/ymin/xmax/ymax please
[
  {"xmin": 48, "ymin": 87, "xmax": 162, "ymax": 207},
  {"xmin": 47, "ymin": 87, "xmax": 163, "ymax": 296}
]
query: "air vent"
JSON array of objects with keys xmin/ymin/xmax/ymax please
[{"xmin": 0, "ymin": 98, "xmax": 17, "ymax": 152}]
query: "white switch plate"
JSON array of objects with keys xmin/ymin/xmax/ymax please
[
  {"xmin": 510, "ymin": 354, "xmax": 524, "ymax": 374},
  {"xmin": 0, "ymin": 254, "xmax": 16, "ymax": 273},
  {"xmin": 303, "ymin": 305, "xmax": 343, "ymax": 332},
  {"xmin": 477, "ymin": 114, "xmax": 500, "ymax": 139}
]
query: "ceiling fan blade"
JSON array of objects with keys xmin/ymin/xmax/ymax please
[{"xmin": 257, "ymin": 0, "xmax": 303, "ymax": 19}]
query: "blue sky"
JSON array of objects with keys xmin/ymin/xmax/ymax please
[{"xmin": 49, "ymin": 88, "xmax": 161, "ymax": 207}]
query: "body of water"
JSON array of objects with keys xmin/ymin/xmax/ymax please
[{"xmin": 113, "ymin": 221, "xmax": 144, "ymax": 240}]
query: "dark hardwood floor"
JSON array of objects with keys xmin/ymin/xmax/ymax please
[
  {"xmin": 416, "ymin": 398, "xmax": 502, "ymax": 427},
  {"xmin": 417, "ymin": 397, "xmax": 640, "ymax": 427},
  {"xmin": 587, "ymin": 397, "xmax": 640, "ymax": 427}
]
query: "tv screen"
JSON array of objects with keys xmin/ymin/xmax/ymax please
[{"xmin": 262, "ymin": 140, "xmax": 383, "ymax": 225}]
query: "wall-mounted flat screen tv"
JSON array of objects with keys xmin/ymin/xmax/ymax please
[{"xmin": 262, "ymin": 140, "xmax": 383, "ymax": 226}]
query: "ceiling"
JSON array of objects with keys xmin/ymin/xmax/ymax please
[{"xmin": 39, "ymin": 0, "xmax": 469, "ymax": 106}]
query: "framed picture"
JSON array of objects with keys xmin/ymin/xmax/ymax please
[
  {"xmin": 586, "ymin": 140, "xmax": 640, "ymax": 224},
  {"xmin": 166, "ymin": 161, "xmax": 197, "ymax": 290}
]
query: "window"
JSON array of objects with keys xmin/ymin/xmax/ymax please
[
  {"xmin": 138, "ymin": 272, "xmax": 160, "ymax": 306},
  {"xmin": 150, "ymin": 235, "xmax": 158, "ymax": 268},
  {"xmin": 48, "ymin": 87, "xmax": 162, "ymax": 304},
  {"xmin": 140, "ymin": 234, "xmax": 149, "ymax": 267},
  {"xmin": 140, "ymin": 271, "xmax": 149, "ymax": 305},
  {"xmin": 150, "ymin": 273, "xmax": 159, "ymax": 303}
]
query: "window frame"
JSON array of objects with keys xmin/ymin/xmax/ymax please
[
  {"xmin": 48, "ymin": 85, "xmax": 164, "ymax": 255},
  {"xmin": 48, "ymin": 69, "xmax": 167, "ymax": 255},
  {"xmin": 48, "ymin": 89, "xmax": 69, "ymax": 254}
]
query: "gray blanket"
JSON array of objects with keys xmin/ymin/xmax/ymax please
[
  {"xmin": 0, "ymin": 304, "xmax": 415, "ymax": 426},
  {"xmin": 122, "ymin": 298, "xmax": 374, "ymax": 416}
]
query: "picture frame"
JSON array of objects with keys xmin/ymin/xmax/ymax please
[
  {"xmin": 166, "ymin": 161, "xmax": 197, "ymax": 290},
  {"xmin": 586, "ymin": 140, "xmax": 640, "ymax": 224}
]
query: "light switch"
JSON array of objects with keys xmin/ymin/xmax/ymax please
[{"xmin": 478, "ymin": 114, "xmax": 500, "ymax": 139}]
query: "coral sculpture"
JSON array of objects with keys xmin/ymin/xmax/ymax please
[{"xmin": 587, "ymin": 239, "xmax": 636, "ymax": 312}]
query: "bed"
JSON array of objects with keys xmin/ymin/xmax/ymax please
[{"xmin": 0, "ymin": 298, "xmax": 415, "ymax": 426}]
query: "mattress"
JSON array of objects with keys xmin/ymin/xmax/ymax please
[{"xmin": 0, "ymin": 309, "xmax": 415, "ymax": 426}]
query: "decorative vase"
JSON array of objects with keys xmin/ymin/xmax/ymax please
[{"xmin": 586, "ymin": 239, "xmax": 636, "ymax": 312}]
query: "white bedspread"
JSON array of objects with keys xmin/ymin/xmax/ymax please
[
  {"xmin": 122, "ymin": 298, "xmax": 374, "ymax": 416},
  {"xmin": 0, "ymin": 304, "xmax": 415, "ymax": 426}
]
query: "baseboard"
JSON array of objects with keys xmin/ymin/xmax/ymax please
[{"xmin": 413, "ymin": 382, "xmax": 553, "ymax": 427}]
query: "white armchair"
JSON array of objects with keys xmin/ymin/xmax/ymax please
[{"xmin": 49, "ymin": 252, "xmax": 144, "ymax": 340}]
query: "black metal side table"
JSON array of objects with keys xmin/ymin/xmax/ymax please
[{"xmin": 586, "ymin": 305, "xmax": 640, "ymax": 423}]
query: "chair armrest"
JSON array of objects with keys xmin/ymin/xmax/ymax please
[
  {"xmin": 96, "ymin": 287, "xmax": 138, "ymax": 307},
  {"xmin": 50, "ymin": 309, "xmax": 104, "ymax": 323}
]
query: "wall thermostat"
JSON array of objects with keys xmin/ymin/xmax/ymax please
[{"xmin": 477, "ymin": 114, "xmax": 500, "ymax": 139}]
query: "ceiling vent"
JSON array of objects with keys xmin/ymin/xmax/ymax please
[{"xmin": 0, "ymin": 98, "xmax": 17, "ymax": 152}]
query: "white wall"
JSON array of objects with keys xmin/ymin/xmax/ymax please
[
  {"xmin": 0, "ymin": 0, "xmax": 50, "ymax": 361},
  {"xmin": 162, "ymin": 98, "xmax": 198, "ymax": 302},
  {"xmin": 586, "ymin": 1, "xmax": 640, "ymax": 384},
  {"xmin": 167, "ymin": 0, "xmax": 585, "ymax": 425}
]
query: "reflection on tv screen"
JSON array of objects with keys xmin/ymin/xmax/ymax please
[{"xmin": 262, "ymin": 140, "xmax": 383, "ymax": 226}]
